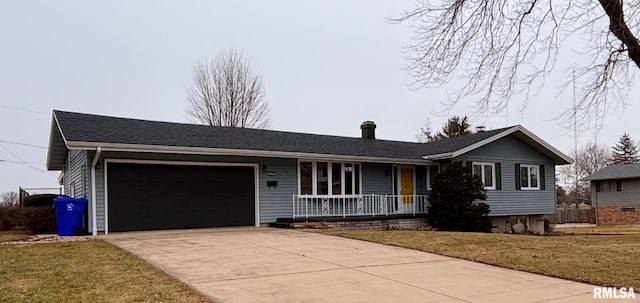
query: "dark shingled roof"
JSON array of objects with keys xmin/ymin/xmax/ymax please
[
  {"xmin": 583, "ymin": 163, "xmax": 640, "ymax": 181},
  {"xmin": 52, "ymin": 110, "xmax": 511, "ymax": 161}
]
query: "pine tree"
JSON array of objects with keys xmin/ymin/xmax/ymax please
[
  {"xmin": 432, "ymin": 116, "xmax": 473, "ymax": 141},
  {"xmin": 426, "ymin": 162, "xmax": 491, "ymax": 232},
  {"xmin": 611, "ymin": 133, "xmax": 640, "ymax": 164}
]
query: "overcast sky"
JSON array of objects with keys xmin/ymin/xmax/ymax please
[{"xmin": 0, "ymin": 1, "xmax": 638, "ymax": 194}]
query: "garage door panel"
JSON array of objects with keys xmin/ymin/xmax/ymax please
[{"xmin": 107, "ymin": 163, "xmax": 255, "ymax": 232}]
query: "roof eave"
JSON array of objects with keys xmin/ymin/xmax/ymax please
[
  {"xmin": 422, "ymin": 126, "xmax": 573, "ymax": 165},
  {"xmin": 66, "ymin": 141, "xmax": 433, "ymax": 165},
  {"xmin": 46, "ymin": 112, "xmax": 68, "ymax": 171}
]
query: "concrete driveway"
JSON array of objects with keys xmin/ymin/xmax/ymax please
[{"xmin": 105, "ymin": 228, "xmax": 595, "ymax": 303}]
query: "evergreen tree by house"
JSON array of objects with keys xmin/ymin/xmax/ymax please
[
  {"xmin": 418, "ymin": 116, "xmax": 473, "ymax": 142},
  {"xmin": 611, "ymin": 133, "xmax": 640, "ymax": 164},
  {"xmin": 426, "ymin": 161, "xmax": 491, "ymax": 232}
]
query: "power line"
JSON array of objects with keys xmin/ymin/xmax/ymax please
[
  {"xmin": 0, "ymin": 104, "xmax": 49, "ymax": 115},
  {"xmin": 0, "ymin": 143, "xmax": 57, "ymax": 178},
  {"xmin": 0, "ymin": 140, "xmax": 47, "ymax": 149},
  {"xmin": 0, "ymin": 159, "xmax": 45, "ymax": 165}
]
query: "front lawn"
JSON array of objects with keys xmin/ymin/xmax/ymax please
[
  {"xmin": 324, "ymin": 226, "xmax": 640, "ymax": 288},
  {"xmin": 0, "ymin": 240, "xmax": 212, "ymax": 303},
  {"xmin": 0, "ymin": 230, "xmax": 31, "ymax": 243}
]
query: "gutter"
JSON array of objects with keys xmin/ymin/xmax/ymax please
[
  {"xmin": 90, "ymin": 147, "xmax": 102, "ymax": 236},
  {"xmin": 65, "ymin": 141, "xmax": 433, "ymax": 165}
]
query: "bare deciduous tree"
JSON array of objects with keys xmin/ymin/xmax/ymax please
[
  {"xmin": 559, "ymin": 141, "xmax": 610, "ymax": 206},
  {"xmin": 0, "ymin": 191, "xmax": 18, "ymax": 206},
  {"xmin": 393, "ymin": 0, "xmax": 639, "ymax": 130},
  {"xmin": 186, "ymin": 49, "xmax": 270, "ymax": 129}
]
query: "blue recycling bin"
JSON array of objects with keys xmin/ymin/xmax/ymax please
[{"xmin": 54, "ymin": 196, "xmax": 87, "ymax": 236}]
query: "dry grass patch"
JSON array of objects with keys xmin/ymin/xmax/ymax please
[
  {"xmin": 0, "ymin": 230, "xmax": 31, "ymax": 243},
  {"xmin": 557, "ymin": 224, "xmax": 640, "ymax": 235},
  {"xmin": 323, "ymin": 229, "xmax": 640, "ymax": 288},
  {"xmin": 0, "ymin": 240, "xmax": 212, "ymax": 303}
]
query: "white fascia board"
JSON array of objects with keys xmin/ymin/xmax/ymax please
[
  {"xmin": 46, "ymin": 112, "xmax": 71, "ymax": 170},
  {"xmin": 65, "ymin": 141, "xmax": 432, "ymax": 165},
  {"xmin": 514, "ymin": 126, "xmax": 574, "ymax": 164},
  {"xmin": 420, "ymin": 125, "xmax": 573, "ymax": 165}
]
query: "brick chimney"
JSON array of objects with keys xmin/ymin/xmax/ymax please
[{"xmin": 361, "ymin": 121, "xmax": 376, "ymax": 139}]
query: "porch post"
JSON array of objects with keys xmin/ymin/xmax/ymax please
[
  {"xmin": 384, "ymin": 194, "xmax": 388, "ymax": 216},
  {"xmin": 292, "ymin": 194, "xmax": 295, "ymax": 219},
  {"xmin": 371, "ymin": 193, "xmax": 375, "ymax": 217},
  {"xmin": 412, "ymin": 196, "xmax": 416, "ymax": 216}
]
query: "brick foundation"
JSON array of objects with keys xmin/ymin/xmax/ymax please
[{"xmin": 596, "ymin": 206, "xmax": 640, "ymax": 225}]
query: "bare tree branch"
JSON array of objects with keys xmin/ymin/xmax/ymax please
[
  {"xmin": 186, "ymin": 49, "xmax": 270, "ymax": 129},
  {"xmin": 393, "ymin": 0, "xmax": 640, "ymax": 130}
]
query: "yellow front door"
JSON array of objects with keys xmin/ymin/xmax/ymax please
[{"xmin": 400, "ymin": 168, "xmax": 414, "ymax": 204}]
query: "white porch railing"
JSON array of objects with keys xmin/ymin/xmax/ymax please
[{"xmin": 292, "ymin": 194, "xmax": 429, "ymax": 219}]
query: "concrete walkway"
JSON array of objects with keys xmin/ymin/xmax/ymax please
[{"xmin": 105, "ymin": 228, "xmax": 595, "ymax": 303}]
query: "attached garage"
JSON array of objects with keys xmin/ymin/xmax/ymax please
[{"xmin": 106, "ymin": 161, "xmax": 257, "ymax": 232}]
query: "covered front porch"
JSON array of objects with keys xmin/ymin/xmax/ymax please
[{"xmin": 292, "ymin": 194, "xmax": 429, "ymax": 218}]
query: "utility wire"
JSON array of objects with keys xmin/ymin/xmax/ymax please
[
  {"xmin": 0, "ymin": 143, "xmax": 57, "ymax": 178},
  {"xmin": 0, "ymin": 159, "xmax": 45, "ymax": 165},
  {"xmin": 0, "ymin": 140, "xmax": 47, "ymax": 149},
  {"xmin": 0, "ymin": 104, "xmax": 49, "ymax": 115}
]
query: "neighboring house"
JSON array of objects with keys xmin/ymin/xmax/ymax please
[
  {"xmin": 583, "ymin": 164, "xmax": 640, "ymax": 225},
  {"xmin": 46, "ymin": 110, "xmax": 572, "ymax": 235}
]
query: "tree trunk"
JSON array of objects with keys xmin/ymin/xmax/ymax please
[{"xmin": 599, "ymin": 0, "xmax": 640, "ymax": 69}]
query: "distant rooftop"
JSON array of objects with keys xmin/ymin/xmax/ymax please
[{"xmin": 583, "ymin": 163, "xmax": 640, "ymax": 181}]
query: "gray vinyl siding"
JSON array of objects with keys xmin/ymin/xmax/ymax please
[
  {"xmin": 362, "ymin": 163, "xmax": 393, "ymax": 195},
  {"xmin": 91, "ymin": 151, "xmax": 297, "ymax": 231},
  {"xmin": 64, "ymin": 150, "xmax": 88, "ymax": 198},
  {"xmin": 591, "ymin": 179, "xmax": 640, "ymax": 207},
  {"xmin": 454, "ymin": 135, "xmax": 557, "ymax": 216}
]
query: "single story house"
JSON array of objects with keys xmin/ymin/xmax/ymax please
[
  {"xmin": 583, "ymin": 163, "xmax": 640, "ymax": 225},
  {"xmin": 46, "ymin": 110, "xmax": 572, "ymax": 235}
]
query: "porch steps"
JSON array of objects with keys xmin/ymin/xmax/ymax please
[{"xmin": 270, "ymin": 214, "xmax": 427, "ymax": 230}]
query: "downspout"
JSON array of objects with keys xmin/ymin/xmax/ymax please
[{"xmin": 90, "ymin": 147, "xmax": 102, "ymax": 236}]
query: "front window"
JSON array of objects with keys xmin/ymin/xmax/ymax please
[
  {"xmin": 299, "ymin": 161, "xmax": 361, "ymax": 195},
  {"xmin": 472, "ymin": 162, "xmax": 495, "ymax": 189},
  {"xmin": 520, "ymin": 165, "xmax": 540, "ymax": 190},
  {"xmin": 317, "ymin": 162, "xmax": 329, "ymax": 195},
  {"xmin": 300, "ymin": 162, "xmax": 312, "ymax": 194}
]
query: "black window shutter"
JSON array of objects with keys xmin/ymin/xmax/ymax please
[
  {"xmin": 616, "ymin": 180, "xmax": 622, "ymax": 191},
  {"xmin": 495, "ymin": 163, "xmax": 502, "ymax": 190},
  {"xmin": 466, "ymin": 161, "xmax": 472, "ymax": 170},
  {"xmin": 515, "ymin": 164, "xmax": 521, "ymax": 190},
  {"xmin": 539, "ymin": 165, "xmax": 545, "ymax": 190},
  {"xmin": 595, "ymin": 181, "xmax": 601, "ymax": 192}
]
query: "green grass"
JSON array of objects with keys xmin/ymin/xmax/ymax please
[
  {"xmin": 324, "ymin": 226, "xmax": 640, "ymax": 288},
  {"xmin": 0, "ymin": 230, "xmax": 31, "ymax": 243},
  {"xmin": 0, "ymin": 240, "xmax": 212, "ymax": 303}
]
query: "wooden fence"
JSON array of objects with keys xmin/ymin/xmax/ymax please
[{"xmin": 544, "ymin": 208, "xmax": 596, "ymax": 224}]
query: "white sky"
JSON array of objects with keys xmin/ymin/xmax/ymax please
[{"xmin": 0, "ymin": 0, "xmax": 638, "ymax": 194}]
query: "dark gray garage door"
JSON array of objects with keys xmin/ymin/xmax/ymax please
[{"xmin": 107, "ymin": 163, "xmax": 255, "ymax": 232}]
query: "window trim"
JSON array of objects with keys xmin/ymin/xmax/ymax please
[
  {"xmin": 297, "ymin": 160, "xmax": 362, "ymax": 196},
  {"xmin": 472, "ymin": 162, "xmax": 496, "ymax": 190},
  {"xmin": 520, "ymin": 164, "xmax": 541, "ymax": 190}
]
